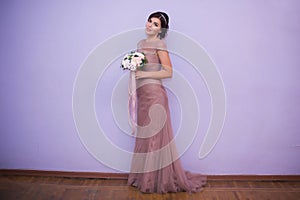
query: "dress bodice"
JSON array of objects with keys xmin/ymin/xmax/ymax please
[
  {"xmin": 137, "ymin": 39, "xmax": 167, "ymax": 72},
  {"xmin": 136, "ymin": 39, "xmax": 168, "ymax": 86}
]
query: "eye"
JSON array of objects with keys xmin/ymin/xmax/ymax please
[
  {"xmin": 148, "ymin": 18, "xmax": 152, "ymax": 23},
  {"xmin": 154, "ymin": 22, "xmax": 159, "ymax": 27}
]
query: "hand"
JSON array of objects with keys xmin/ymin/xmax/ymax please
[{"xmin": 135, "ymin": 70, "xmax": 146, "ymax": 79}]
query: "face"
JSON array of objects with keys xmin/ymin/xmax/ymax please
[{"xmin": 145, "ymin": 17, "xmax": 161, "ymax": 38}]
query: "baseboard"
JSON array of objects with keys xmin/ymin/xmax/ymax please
[
  {"xmin": 1, "ymin": 169, "xmax": 299, "ymax": 181},
  {"xmin": 0, "ymin": 169, "xmax": 128, "ymax": 179}
]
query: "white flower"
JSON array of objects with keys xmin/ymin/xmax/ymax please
[
  {"xmin": 132, "ymin": 56, "xmax": 142, "ymax": 65},
  {"xmin": 121, "ymin": 51, "xmax": 146, "ymax": 71}
]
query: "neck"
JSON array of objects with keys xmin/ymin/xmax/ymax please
[{"xmin": 146, "ymin": 35, "xmax": 159, "ymax": 41}]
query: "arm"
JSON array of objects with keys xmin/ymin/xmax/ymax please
[{"xmin": 135, "ymin": 50, "xmax": 172, "ymax": 79}]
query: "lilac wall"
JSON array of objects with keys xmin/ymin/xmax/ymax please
[{"xmin": 0, "ymin": 0, "xmax": 299, "ymax": 175}]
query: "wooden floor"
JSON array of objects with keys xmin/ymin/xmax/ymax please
[{"xmin": 1, "ymin": 175, "xmax": 300, "ymax": 200}]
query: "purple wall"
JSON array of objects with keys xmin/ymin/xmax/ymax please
[{"xmin": 0, "ymin": 0, "xmax": 299, "ymax": 175}]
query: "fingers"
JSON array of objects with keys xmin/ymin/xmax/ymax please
[
  {"xmin": 135, "ymin": 71, "xmax": 146, "ymax": 79},
  {"xmin": 135, "ymin": 71, "xmax": 141, "ymax": 79},
  {"xmin": 134, "ymin": 71, "xmax": 138, "ymax": 79}
]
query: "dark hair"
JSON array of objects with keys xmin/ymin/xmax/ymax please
[{"xmin": 147, "ymin": 11, "xmax": 169, "ymax": 39}]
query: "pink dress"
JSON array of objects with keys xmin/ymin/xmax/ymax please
[{"xmin": 127, "ymin": 39, "xmax": 207, "ymax": 194}]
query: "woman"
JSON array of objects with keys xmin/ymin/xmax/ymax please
[{"xmin": 127, "ymin": 11, "xmax": 206, "ymax": 194}]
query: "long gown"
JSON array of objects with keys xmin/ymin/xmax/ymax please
[{"xmin": 127, "ymin": 39, "xmax": 207, "ymax": 194}]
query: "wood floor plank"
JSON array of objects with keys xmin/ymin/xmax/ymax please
[{"xmin": 1, "ymin": 175, "xmax": 300, "ymax": 200}]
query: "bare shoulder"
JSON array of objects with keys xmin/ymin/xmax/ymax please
[
  {"xmin": 156, "ymin": 39, "xmax": 167, "ymax": 51},
  {"xmin": 137, "ymin": 39, "xmax": 145, "ymax": 48}
]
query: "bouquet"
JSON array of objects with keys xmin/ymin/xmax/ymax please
[
  {"xmin": 121, "ymin": 51, "xmax": 146, "ymax": 135},
  {"xmin": 121, "ymin": 51, "xmax": 146, "ymax": 71}
]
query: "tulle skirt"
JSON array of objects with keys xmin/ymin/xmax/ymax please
[{"xmin": 127, "ymin": 83, "xmax": 206, "ymax": 194}]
